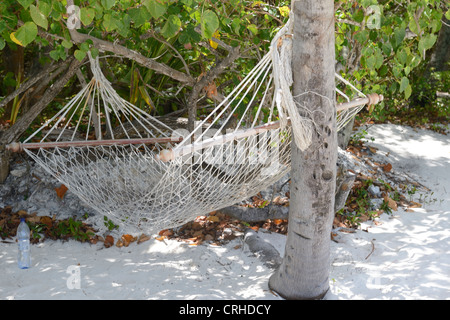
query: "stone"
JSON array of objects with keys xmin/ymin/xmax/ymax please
[{"xmin": 368, "ymin": 185, "xmax": 382, "ymax": 197}]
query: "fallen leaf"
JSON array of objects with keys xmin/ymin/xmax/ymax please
[
  {"xmin": 273, "ymin": 219, "xmax": 284, "ymax": 225},
  {"xmin": 116, "ymin": 239, "xmax": 123, "ymax": 247},
  {"xmin": 55, "ymin": 184, "xmax": 68, "ymax": 199},
  {"xmin": 384, "ymin": 195, "xmax": 398, "ymax": 211},
  {"xmin": 40, "ymin": 216, "xmax": 53, "ymax": 228},
  {"xmin": 121, "ymin": 234, "xmax": 136, "ymax": 247},
  {"xmin": 104, "ymin": 235, "xmax": 114, "ymax": 248},
  {"xmin": 137, "ymin": 234, "xmax": 151, "ymax": 244},
  {"xmin": 155, "ymin": 235, "xmax": 166, "ymax": 241},
  {"xmin": 89, "ymin": 235, "xmax": 99, "ymax": 244},
  {"xmin": 383, "ymin": 163, "xmax": 392, "ymax": 172},
  {"xmin": 193, "ymin": 230, "xmax": 204, "ymax": 238},
  {"xmin": 409, "ymin": 201, "xmax": 422, "ymax": 208},
  {"xmin": 206, "ymin": 215, "xmax": 220, "ymax": 222}
]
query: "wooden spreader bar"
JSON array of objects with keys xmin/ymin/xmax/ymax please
[
  {"xmin": 157, "ymin": 93, "xmax": 384, "ymax": 162},
  {"xmin": 6, "ymin": 136, "xmax": 183, "ymax": 153}
]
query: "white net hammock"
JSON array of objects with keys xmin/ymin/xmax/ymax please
[{"xmin": 8, "ymin": 18, "xmax": 382, "ymax": 233}]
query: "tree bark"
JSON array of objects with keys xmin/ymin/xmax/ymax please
[
  {"xmin": 428, "ymin": 17, "xmax": 450, "ymax": 72},
  {"xmin": 0, "ymin": 56, "xmax": 84, "ymax": 183},
  {"xmin": 268, "ymin": 0, "xmax": 336, "ymax": 300},
  {"xmin": 0, "ymin": 56, "xmax": 83, "ymax": 146}
]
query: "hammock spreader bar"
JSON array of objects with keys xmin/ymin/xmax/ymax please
[
  {"xmin": 6, "ymin": 136, "xmax": 183, "ymax": 153},
  {"xmin": 157, "ymin": 93, "xmax": 383, "ymax": 162}
]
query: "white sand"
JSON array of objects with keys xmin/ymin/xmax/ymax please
[{"xmin": 1, "ymin": 124, "xmax": 449, "ymax": 300}]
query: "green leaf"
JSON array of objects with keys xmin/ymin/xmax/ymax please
[
  {"xmin": 399, "ymin": 76, "xmax": 409, "ymax": 93},
  {"xmin": 393, "ymin": 27, "xmax": 405, "ymax": 47},
  {"xmin": 365, "ymin": 55, "xmax": 376, "ymax": 70},
  {"xmin": 396, "ymin": 49, "xmax": 407, "ymax": 65},
  {"xmin": 446, "ymin": 10, "xmax": 450, "ymax": 20},
  {"xmin": 116, "ymin": 13, "xmax": 131, "ymax": 37},
  {"xmin": 201, "ymin": 10, "xmax": 219, "ymax": 39},
  {"xmin": 61, "ymin": 39, "xmax": 73, "ymax": 49},
  {"xmin": 145, "ymin": 0, "xmax": 167, "ymax": 19},
  {"xmin": 90, "ymin": 47, "xmax": 99, "ymax": 59},
  {"xmin": 30, "ymin": 5, "xmax": 48, "ymax": 30},
  {"xmin": 161, "ymin": 14, "xmax": 181, "ymax": 38},
  {"xmin": 102, "ymin": 13, "xmax": 118, "ymax": 32},
  {"xmin": 355, "ymin": 30, "xmax": 369, "ymax": 44},
  {"xmin": 404, "ymin": 84, "xmax": 412, "ymax": 99},
  {"xmin": 0, "ymin": 38, "xmax": 5, "ymax": 50},
  {"xmin": 231, "ymin": 17, "xmax": 241, "ymax": 34},
  {"xmin": 408, "ymin": 17, "xmax": 420, "ymax": 36},
  {"xmin": 80, "ymin": 7, "xmax": 96, "ymax": 26},
  {"xmin": 353, "ymin": 9, "xmax": 365, "ymax": 23},
  {"xmin": 101, "ymin": 0, "xmax": 116, "ymax": 10},
  {"xmin": 374, "ymin": 48, "xmax": 383, "ymax": 69},
  {"xmin": 74, "ymin": 49, "xmax": 87, "ymax": 62},
  {"xmin": 129, "ymin": 6, "xmax": 151, "ymax": 27},
  {"xmin": 382, "ymin": 42, "xmax": 392, "ymax": 56},
  {"xmin": 247, "ymin": 24, "xmax": 258, "ymax": 35},
  {"xmin": 18, "ymin": 0, "xmax": 34, "ymax": 9},
  {"xmin": 418, "ymin": 34, "xmax": 437, "ymax": 56},
  {"xmin": 10, "ymin": 22, "xmax": 37, "ymax": 47},
  {"xmin": 39, "ymin": 2, "xmax": 52, "ymax": 17}
]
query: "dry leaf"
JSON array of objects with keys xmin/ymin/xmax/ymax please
[
  {"xmin": 206, "ymin": 215, "xmax": 220, "ymax": 222},
  {"xmin": 409, "ymin": 201, "xmax": 422, "ymax": 208},
  {"xmin": 55, "ymin": 184, "xmax": 68, "ymax": 199},
  {"xmin": 116, "ymin": 239, "xmax": 123, "ymax": 247},
  {"xmin": 383, "ymin": 163, "xmax": 393, "ymax": 172},
  {"xmin": 384, "ymin": 195, "xmax": 398, "ymax": 211},
  {"xmin": 104, "ymin": 235, "xmax": 114, "ymax": 248},
  {"xmin": 137, "ymin": 234, "xmax": 151, "ymax": 244},
  {"xmin": 121, "ymin": 234, "xmax": 136, "ymax": 247},
  {"xmin": 40, "ymin": 216, "xmax": 53, "ymax": 228},
  {"xmin": 89, "ymin": 235, "xmax": 99, "ymax": 244},
  {"xmin": 273, "ymin": 219, "xmax": 284, "ymax": 225}
]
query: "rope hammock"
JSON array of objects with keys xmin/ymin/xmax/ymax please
[{"xmin": 7, "ymin": 18, "xmax": 382, "ymax": 233}]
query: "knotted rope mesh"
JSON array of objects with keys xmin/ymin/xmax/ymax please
[{"xmin": 19, "ymin": 20, "xmax": 371, "ymax": 234}]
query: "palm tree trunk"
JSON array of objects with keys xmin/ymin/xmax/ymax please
[{"xmin": 268, "ymin": 0, "xmax": 336, "ymax": 300}]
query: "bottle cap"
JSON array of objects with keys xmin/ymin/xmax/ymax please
[{"xmin": 20, "ymin": 217, "xmax": 25, "ymax": 222}]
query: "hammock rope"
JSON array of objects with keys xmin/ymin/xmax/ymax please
[{"xmin": 6, "ymin": 19, "xmax": 383, "ymax": 233}]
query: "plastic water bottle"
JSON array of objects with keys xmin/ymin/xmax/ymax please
[{"xmin": 17, "ymin": 218, "xmax": 31, "ymax": 269}]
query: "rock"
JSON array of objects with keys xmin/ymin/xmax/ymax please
[
  {"xmin": 10, "ymin": 168, "xmax": 27, "ymax": 178},
  {"xmin": 370, "ymin": 198, "xmax": 384, "ymax": 210},
  {"xmin": 368, "ymin": 185, "xmax": 382, "ymax": 197}
]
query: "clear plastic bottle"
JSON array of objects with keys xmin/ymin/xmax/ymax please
[{"xmin": 17, "ymin": 218, "xmax": 31, "ymax": 269}]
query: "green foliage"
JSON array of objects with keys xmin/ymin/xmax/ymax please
[
  {"xmin": 335, "ymin": 0, "xmax": 446, "ymax": 118},
  {"xmin": 104, "ymin": 216, "xmax": 119, "ymax": 231},
  {"xmin": 0, "ymin": 0, "xmax": 290, "ymax": 121},
  {"xmin": 0, "ymin": 0, "xmax": 446, "ymax": 125}
]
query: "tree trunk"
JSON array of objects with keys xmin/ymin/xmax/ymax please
[
  {"xmin": 268, "ymin": 0, "xmax": 336, "ymax": 300},
  {"xmin": 0, "ymin": 56, "xmax": 84, "ymax": 183},
  {"xmin": 428, "ymin": 17, "xmax": 450, "ymax": 72}
]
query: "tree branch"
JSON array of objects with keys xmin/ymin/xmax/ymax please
[
  {"xmin": 0, "ymin": 56, "xmax": 84, "ymax": 145},
  {"xmin": 65, "ymin": 1, "xmax": 194, "ymax": 86},
  {"xmin": 218, "ymin": 205, "xmax": 289, "ymax": 222},
  {"xmin": 187, "ymin": 45, "xmax": 241, "ymax": 131},
  {"xmin": 0, "ymin": 59, "xmax": 67, "ymax": 110}
]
